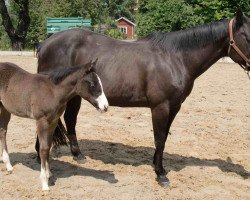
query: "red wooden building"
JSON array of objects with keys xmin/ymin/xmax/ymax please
[{"xmin": 115, "ymin": 17, "xmax": 136, "ymax": 39}]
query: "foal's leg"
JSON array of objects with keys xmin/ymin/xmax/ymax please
[
  {"xmin": 151, "ymin": 102, "xmax": 181, "ymax": 187},
  {"xmin": 37, "ymin": 119, "xmax": 54, "ymax": 191},
  {"xmin": 64, "ymin": 96, "xmax": 85, "ymax": 161},
  {"xmin": 0, "ymin": 105, "xmax": 12, "ymax": 173},
  {"xmin": 35, "ymin": 96, "xmax": 83, "ymax": 162},
  {"xmin": 46, "ymin": 123, "xmax": 57, "ymax": 179}
]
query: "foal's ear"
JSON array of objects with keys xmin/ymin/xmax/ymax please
[
  {"xmin": 91, "ymin": 58, "xmax": 98, "ymax": 67},
  {"xmin": 235, "ymin": 8, "xmax": 244, "ymax": 26},
  {"xmin": 88, "ymin": 58, "xmax": 98, "ymax": 71},
  {"xmin": 80, "ymin": 59, "xmax": 98, "ymax": 75},
  {"xmin": 86, "ymin": 58, "xmax": 98, "ymax": 73}
]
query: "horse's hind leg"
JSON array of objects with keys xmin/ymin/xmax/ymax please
[
  {"xmin": 64, "ymin": 96, "xmax": 85, "ymax": 161},
  {"xmin": 0, "ymin": 104, "xmax": 12, "ymax": 173}
]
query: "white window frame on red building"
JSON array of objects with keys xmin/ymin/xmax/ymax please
[{"xmin": 118, "ymin": 26, "xmax": 128, "ymax": 34}]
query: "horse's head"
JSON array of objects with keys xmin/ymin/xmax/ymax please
[
  {"xmin": 228, "ymin": 10, "xmax": 250, "ymax": 71},
  {"xmin": 76, "ymin": 60, "xmax": 109, "ymax": 112}
]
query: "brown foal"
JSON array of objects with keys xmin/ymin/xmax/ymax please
[{"xmin": 0, "ymin": 61, "xmax": 108, "ymax": 190}]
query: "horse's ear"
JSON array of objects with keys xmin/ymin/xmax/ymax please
[{"xmin": 235, "ymin": 8, "xmax": 244, "ymax": 26}]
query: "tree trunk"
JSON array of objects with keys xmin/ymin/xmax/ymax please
[
  {"xmin": 11, "ymin": 37, "xmax": 25, "ymax": 51},
  {"xmin": 0, "ymin": 0, "xmax": 30, "ymax": 50}
]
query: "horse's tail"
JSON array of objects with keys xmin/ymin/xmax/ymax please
[
  {"xmin": 36, "ymin": 42, "xmax": 45, "ymax": 73},
  {"xmin": 52, "ymin": 118, "xmax": 69, "ymax": 147},
  {"xmin": 37, "ymin": 49, "xmax": 42, "ymax": 73}
]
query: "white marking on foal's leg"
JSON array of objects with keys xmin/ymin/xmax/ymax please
[
  {"xmin": 40, "ymin": 165, "xmax": 49, "ymax": 191},
  {"xmin": 96, "ymin": 76, "xmax": 109, "ymax": 111},
  {"xmin": 2, "ymin": 149, "xmax": 13, "ymax": 172},
  {"xmin": 46, "ymin": 161, "xmax": 52, "ymax": 178}
]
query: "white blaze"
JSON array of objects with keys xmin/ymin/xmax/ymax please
[{"xmin": 96, "ymin": 76, "xmax": 109, "ymax": 111}]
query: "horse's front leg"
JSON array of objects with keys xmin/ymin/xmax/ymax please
[
  {"xmin": 151, "ymin": 101, "xmax": 181, "ymax": 187},
  {"xmin": 64, "ymin": 96, "xmax": 85, "ymax": 161}
]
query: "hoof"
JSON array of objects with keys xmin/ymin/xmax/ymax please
[
  {"xmin": 156, "ymin": 175, "xmax": 170, "ymax": 187},
  {"xmin": 7, "ymin": 165, "xmax": 13, "ymax": 173},
  {"xmin": 42, "ymin": 186, "xmax": 50, "ymax": 191},
  {"xmin": 73, "ymin": 153, "xmax": 86, "ymax": 164},
  {"xmin": 6, "ymin": 170, "xmax": 13, "ymax": 175}
]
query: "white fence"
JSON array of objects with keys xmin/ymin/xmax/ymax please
[{"xmin": 0, "ymin": 51, "xmax": 33, "ymax": 56}]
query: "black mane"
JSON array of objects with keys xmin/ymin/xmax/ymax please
[
  {"xmin": 140, "ymin": 19, "xmax": 229, "ymax": 51},
  {"xmin": 42, "ymin": 66, "xmax": 83, "ymax": 84}
]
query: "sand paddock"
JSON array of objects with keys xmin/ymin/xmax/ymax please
[{"xmin": 0, "ymin": 55, "xmax": 249, "ymax": 200}]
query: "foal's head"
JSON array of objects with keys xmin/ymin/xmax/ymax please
[{"xmin": 76, "ymin": 60, "xmax": 109, "ymax": 112}]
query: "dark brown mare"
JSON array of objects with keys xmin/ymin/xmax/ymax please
[
  {"xmin": 36, "ymin": 11, "xmax": 250, "ymax": 186},
  {"xmin": 0, "ymin": 61, "xmax": 108, "ymax": 190}
]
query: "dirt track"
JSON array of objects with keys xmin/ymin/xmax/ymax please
[{"xmin": 0, "ymin": 55, "xmax": 249, "ymax": 200}]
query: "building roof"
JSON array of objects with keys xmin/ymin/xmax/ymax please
[{"xmin": 115, "ymin": 17, "xmax": 136, "ymax": 26}]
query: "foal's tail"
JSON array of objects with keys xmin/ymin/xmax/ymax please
[{"xmin": 52, "ymin": 119, "xmax": 68, "ymax": 147}]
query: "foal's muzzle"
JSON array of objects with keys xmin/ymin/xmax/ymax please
[
  {"xmin": 98, "ymin": 105, "xmax": 108, "ymax": 113},
  {"xmin": 95, "ymin": 93, "xmax": 109, "ymax": 113}
]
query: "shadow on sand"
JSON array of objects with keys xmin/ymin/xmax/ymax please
[
  {"xmin": 7, "ymin": 138, "xmax": 249, "ymax": 187},
  {"xmin": 76, "ymin": 139, "xmax": 249, "ymax": 179},
  {"xmin": 9, "ymin": 151, "xmax": 118, "ymax": 186}
]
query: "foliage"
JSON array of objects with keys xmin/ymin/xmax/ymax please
[
  {"xmin": 104, "ymin": 28, "xmax": 125, "ymax": 39},
  {"xmin": 1, "ymin": 0, "xmax": 250, "ymax": 49},
  {"xmin": 0, "ymin": 18, "xmax": 11, "ymax": 49},
  {"xmin": 186, "ymin": 0, "xmax": 250, "ymax": 23},
  {"xmin": 26, "ymin": 0, "xmax": 48, "ymax": 47},
  {"xmin": 137, "ymin": 0, "xmax": 203, "ymax": 37},
  {"xmin": 103, "ymin": 0, "xmax": 136, "ymax": 22},
  {"xmin": 0, "ymin": 0, "xmax": 30, "ymax": 50},
  {"xmin": 0, "ymin": 0, "xmax": 136, "ymax": 49},
  {"xmin": 137, "ymin": 0, "xmax": 250, "ymax": 38}
]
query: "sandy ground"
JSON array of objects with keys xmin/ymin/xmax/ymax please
[{"xmin": 0, "ymin": 55, "xmax": 249, "ymax": 200}]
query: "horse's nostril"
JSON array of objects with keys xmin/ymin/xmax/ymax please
[{"xmin": 104, "ymin": 106, "xmax": 108, "ymax": 112}]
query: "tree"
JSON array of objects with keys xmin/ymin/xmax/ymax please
[
  {"xmin": 0, "ymin": 0, "xmax": 30, "ymax": 50},
  {"xmin": 46, "ymin": 0, "xmax": 106, "ymax": 25},
  {"xmin": 26, "ymin": 0, "xmax": 54, "ymax": 47},
  {"xmin": 186, "ymin": 0, "xmax": 250, "ymax": 23},
  {"xmin": 137, "ymin": 0, "xmax": 203, "ymax": 37},
  {"xmin": 103, "ymin": 0, "xmax": 136, "ymax": 21},
  {"xmin": 137, "ymin": 0, "xmax": 250, "ymax": 38},
  {"xmin": 26, "ymin": 0, "xmax": 137, "ymax": 46},
  {"xmin": 0, "ymin": 0, "xmax": 137, "ymax": 49},
  {"xmin": 49, "ymin": 0, "xmax": 136, "ymax": 24},
  {"xmin": 26, "ymin": 0, "xmax": 107, "ymax": 47}
]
